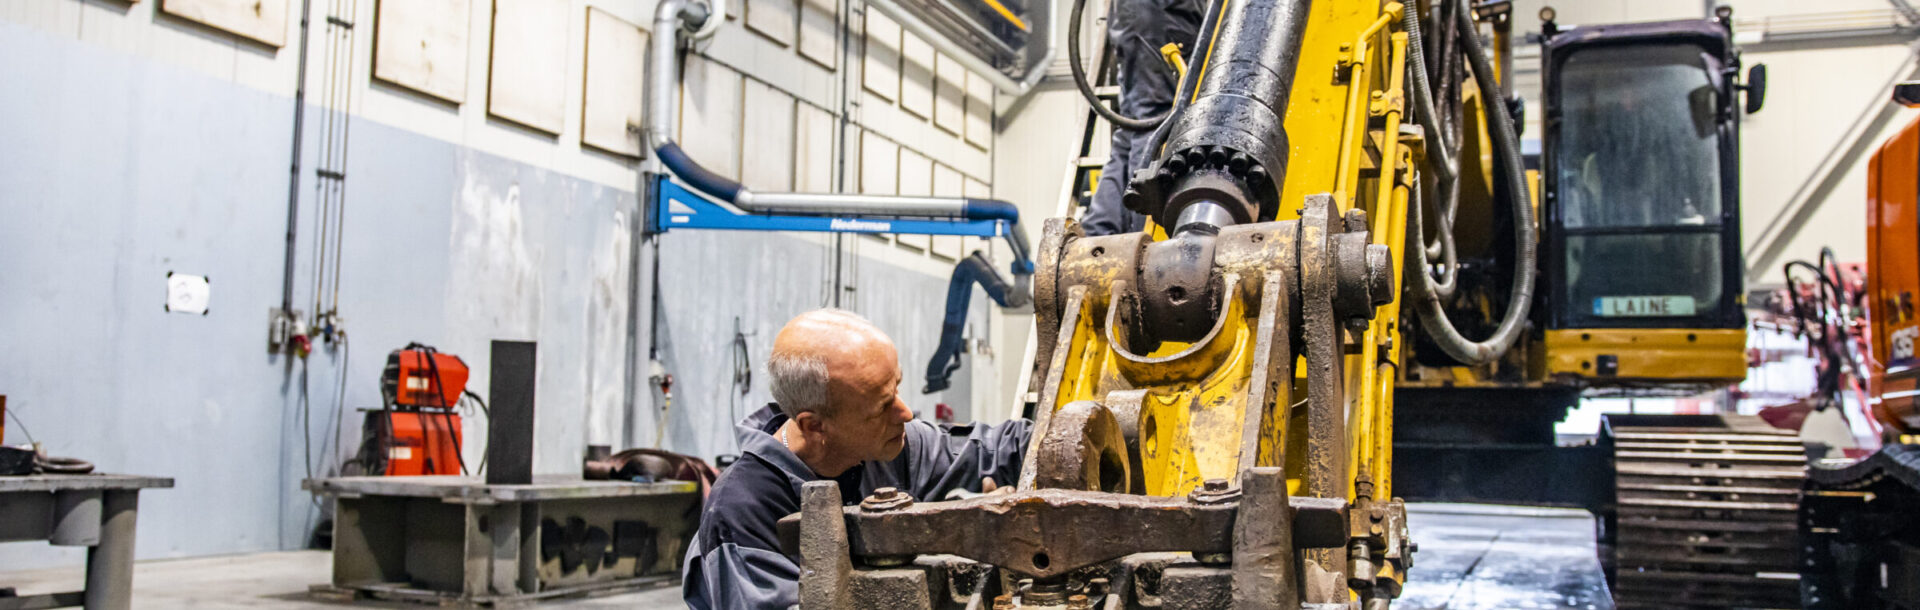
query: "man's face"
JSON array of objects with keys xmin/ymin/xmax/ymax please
[{"xmin": 819, "ymin": 342, "xmax": 913, "ymax": 463}]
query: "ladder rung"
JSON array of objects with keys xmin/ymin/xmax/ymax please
[
  {"xmin": 1094, "ymin": 86, "xmax": 1121, "ymax": 99},
  {"xmin": 1076, "ymin": 156, "xmax": 1106, "ymax": 169}
]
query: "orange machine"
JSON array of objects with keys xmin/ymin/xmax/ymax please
[
  {"xmin": 381, "ymin": 345, "xmax": 470, "ymax": 409},
  {"xmin": 357, "ymin": 344, "xmax": 470, "ymax": 476},
  {"xmin": 1867, "ymin": 88, "xmax": 1920, "ymax": 435}
]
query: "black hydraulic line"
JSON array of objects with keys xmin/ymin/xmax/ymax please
[
  {"xmin": 924, "ymin": 252, "xmax": 1031, "ymax": 393},
  {"xmin": 1405, "ymin": 0, "xmax": 1537, "ymax": 366},
  {"xmin": 1067, "ymin": 0, "xmax": 1167, "ymax": 131}
]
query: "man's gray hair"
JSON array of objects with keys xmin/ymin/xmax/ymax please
[
  {"xmin": 768, "ymin": 352, "xmax": 830, "ymax": 419},
  {"xmin": 768, "ymin": 308, "xmax": 877, "ymax": 419}
]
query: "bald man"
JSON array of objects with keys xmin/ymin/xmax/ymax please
[{"xmin": 682, "ymin": 309, "xmax": 1033, "ymax": 609}]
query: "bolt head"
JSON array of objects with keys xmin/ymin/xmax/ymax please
[
  {"xmin": 873, "ymin": 487, "xmax": 899, "ymax": 499},
  {"xmin": 1203, "ymin": 478, "xmax": 1230, "ymax": 492}
]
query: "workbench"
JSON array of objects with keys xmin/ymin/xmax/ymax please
[
  {"xmin": 0, "ymin": 474, "xmax": 174, "ymax": 610},
  {"xmin": 303, "ymin": 475, "xmax": 700, "ymax": 607}
]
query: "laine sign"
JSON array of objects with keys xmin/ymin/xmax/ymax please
[{"xmin": 1594, "ymin": 295, "xmax": 1694, "ymax": 317}]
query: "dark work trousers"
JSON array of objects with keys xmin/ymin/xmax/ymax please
[{"xmin": 1082, "ymin": 0, "xmax": 1205, "ymax": 236}]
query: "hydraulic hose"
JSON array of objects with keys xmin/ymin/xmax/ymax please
[
  {"xmin": 1400, "ymin": 4, "xmax": 1461, "ymax": 265},
  {"xmin": 1408, "ymin": 173, "xmax": 1457, "ymax": 299},
  {"xmin": 1068, "ymin": 0, "xmax": 1168, "ymax": 131},
  {"xmin": 1406, "ymin": 1, "xmax": 1536, "ymax": 365}
]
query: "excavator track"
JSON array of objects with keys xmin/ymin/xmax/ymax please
[
  {"xmin": 1801, "ymin": 444, "xmax": 1920, "ymax": 609},
  {"xmin": 1602, "ymin": 415, "xmax": 1807, "ymax": 610}
]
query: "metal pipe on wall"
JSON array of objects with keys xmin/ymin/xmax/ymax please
[{"xmin": 863, "ymin": 0, "xmax": 1053, "ymax": 97}]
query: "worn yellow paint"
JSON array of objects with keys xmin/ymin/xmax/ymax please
[
  {"xmin": 1043, "ymin": 0, "xmax": 1428, "ymax": 520},
  {"xmin": 1541, "ymin": 329, "xmax": 1748, "ymax": 383},
  {"xmin": 1276, "ymin": 1, "xmax": 1383, "ymax": 220}
]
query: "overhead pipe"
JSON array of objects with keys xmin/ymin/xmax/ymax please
[{"xmin": 864, "ymin": 0, "xmax": 1053, "ymax": 97}]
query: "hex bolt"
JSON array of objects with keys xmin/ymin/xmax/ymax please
[
  {"xmin": 1203, "ymin": 478, "xmax": 1230, "ymax": 492},
  {"xmin": 1067, "ymin": 594, "xmax": 1092, "ymax": 609},
  {"xmin": 861, "ymin": 486, "xmax": 913, "ymax": 512}
]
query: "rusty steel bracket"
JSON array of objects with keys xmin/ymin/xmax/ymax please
[
  {"xmin": 1033, "ymin": 401, "xmax": 1133, "ymax": 493},
  {"xmin": 782, "ymin": 487, "xmax": 1348, "ymax": 582}
]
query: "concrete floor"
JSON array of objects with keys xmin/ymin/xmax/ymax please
[
  {"xmin": 0, "ymin": 503, "xmax": 1608, "ymax": 609},
  {"xmin": 1398, "ymin": 503, "xmax": 1613, "ymax": 610}
]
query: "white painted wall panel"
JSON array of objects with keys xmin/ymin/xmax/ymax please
[
  {"xmin": 933, "ymin": 52, "xmax": 964, "ymax": 135},
  {"xmin": 742, "ymin": 79, "xmax": 798, "ymax": 191},
  {"xmin": 373, "ymin": 0, "xmax": 471, "ymax": 104},
  {"xmin": 863, "ymin": 10, "xmax": 900, "ymax": 102},
  {"xmin": 160, "ymin": 0, "xmax": 289, "ymax": 47},
  {"xmin": 897, "ymin": 148, "xmax": 933, "ymax": 250},
  {"xmin": 796, "ymin": 102, "xmax": 837, "ymax": 192},
  {"xmin": 581, "ymin": 8, "xmax": 647, "ymax": 157},
  {"xmin": 900, "ymin": 32, "xmax": 935, "ymax": 119},
  {"xmin": 932, "ymin": 164, "xmax": 965, "ymax": 259},
  {"xmin": 747, "ymin": 0, "xmax": 798, "ymax": 47},
  {"xmin": 488, "ymin": 0, "xmax": 569, "ymax": 135},
  {"xmin": 798, "ymin": 0, "xmax": 837, "ymax": 69},
  {"xmin": 861, "ymin": 130, "xmax": 899, "ymax": 194},
  {"xmin": 965, "ymin": 70, "xmax": 993, "ymax": 149},
  {"xmin": 859, "ymin": 130, "xmax": 895, "ymax": 243},
  {"xmin": 681, "ymin": 55, "xmax": 744, "ymax": 179}
]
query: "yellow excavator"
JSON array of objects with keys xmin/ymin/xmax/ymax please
[{"xmin": 775, "ymin": 1, "xmax": 1758, "ymax": 610}]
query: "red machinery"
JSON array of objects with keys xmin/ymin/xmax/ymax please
[{"xmin": 359, "ymin": 344, "xmax": 470, "ymax": 476}]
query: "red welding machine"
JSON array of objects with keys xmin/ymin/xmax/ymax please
[
  {"xmin": 381, "ymin": 345, "xmax": 469, "ymax": 408},
  {"xmin": 357, "ymin": 344, "xmax": 470, "ymax": 476}
]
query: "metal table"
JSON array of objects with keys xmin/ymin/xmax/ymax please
[
  {"xmin": 303, "ymin": 475, "xmax": 700, "ymax": 607},
  {"xmin": 0, "ymin": 474, "xmax": 174, "ymax": 610}
]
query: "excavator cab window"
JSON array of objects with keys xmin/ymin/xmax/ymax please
[{"xmin": 1545, "ymin": 41, "xmax": 1744, "ymax": 330}]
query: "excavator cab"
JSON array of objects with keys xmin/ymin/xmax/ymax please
[{"xmin": 1536, "ymin": 10, "xmax": 1763, "ymax": 388}]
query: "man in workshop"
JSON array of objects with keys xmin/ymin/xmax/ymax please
[
  {"xmin": 682, "ymin": 309, "xmax": 1032, "ymax": 609},
  {"xmin": 1082, "ymin": 0, "xmax": 1205, "ymax": 236}
]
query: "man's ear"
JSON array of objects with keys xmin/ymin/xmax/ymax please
[{"xmin": 793, "ymin": 411, "xmax": 824, "ymax": 435}]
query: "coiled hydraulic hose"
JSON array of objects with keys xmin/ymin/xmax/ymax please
[
  {"xmin": 1401, "ymin": 3, "xmax": 1458, "ymax": 298},
  {"xmin": 1067, "ymin": 0, "xmax": 1168, "ymax": 131},
  {"xmin": 1405, "ymin": 1, "xmax": 1536, "ymax": 365}
]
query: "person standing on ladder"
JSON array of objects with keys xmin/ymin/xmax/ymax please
[{"xmin": 1082, "ymin": 0, "xmax": 1204, "ymax": 236}]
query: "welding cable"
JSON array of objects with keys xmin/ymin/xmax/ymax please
[
  {"xmin": 4, "ymin": 405, "xmax": 33, "ymax": 445},
  {"xmin": 421, "ymin": 347, "xmax": 470, "ymax": 476},
  {"xmin": 1066, "ymin": 0, "xmax": 1168, "ymax": 131},
  {"xmin": 1404, "ymin": 0, "xmax": 1537, "ymax": 366},
  {"xmin": 462, "ymin": 390, "xmax": 492, "ymax": 475}
]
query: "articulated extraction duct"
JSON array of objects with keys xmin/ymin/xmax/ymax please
[{"xmin": 645, "ymin": 0, "xmax": 1034, "ymax": 391}]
